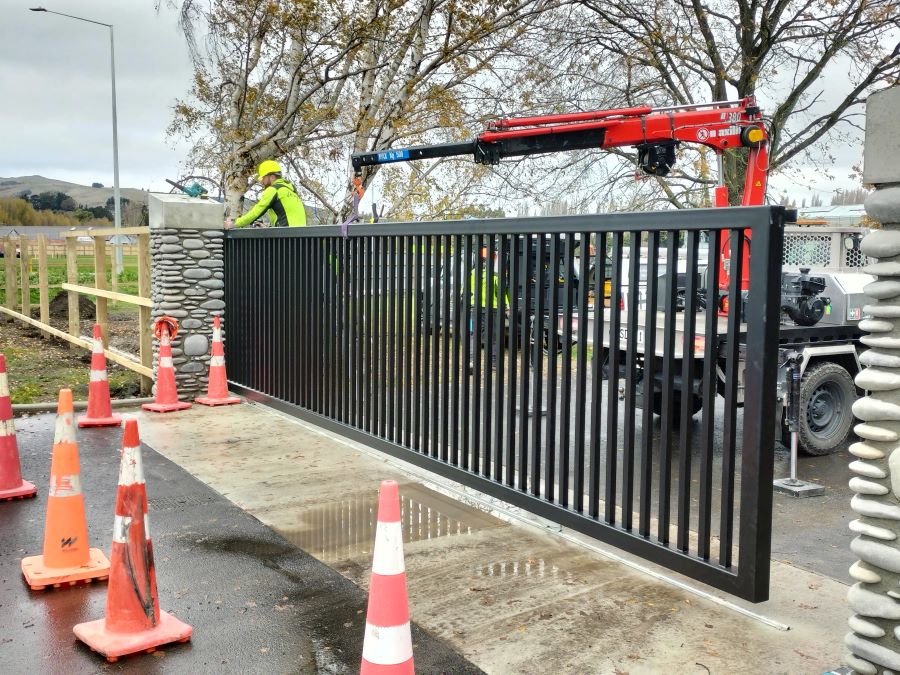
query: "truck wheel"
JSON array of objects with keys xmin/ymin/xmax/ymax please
[{"xmin": 799, "ymin": 362, "xmax": 855, "ymax": 455}]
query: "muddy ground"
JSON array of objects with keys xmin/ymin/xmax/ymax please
[{"xmin": 0, "ymin": 304, "xmax": 142, "ymax": 403}]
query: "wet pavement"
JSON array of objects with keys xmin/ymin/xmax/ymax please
[
  {"xmin": 0, "ymin": 415, "xmax": 483, "ymax": 674},
  {"xmin": 133, "ymin": 403, "xmax": 851, "ymax": 674}
]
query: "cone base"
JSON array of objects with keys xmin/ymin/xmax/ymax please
[
  {"xmin": 0, "ymin": 480, "xmax": 37, "ymax": 501},
  {"xmin": 77, "ymin": 414, "xmax": 123, "ymax": 428},
  {"xmin": 22, "ymin": 548, "xmax": 111, "ymax": 590},
  {"xmin": 142, "ymin": 401, "xmax": 192, "ymax": 413},
  {"xmin": 74, "ymin": 609, "xmax": 193, "ymax": 662},
  {"xmin": 194, "ymin": 395, "xmax": 241, "ymax": 406}
]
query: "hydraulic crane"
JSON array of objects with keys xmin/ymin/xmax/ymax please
[{"xmin": 350, "ymin": 97, "xmax": 769, "ymax": 295}]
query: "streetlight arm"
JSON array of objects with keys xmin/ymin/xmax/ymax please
[{"xmin": 29, "ymin": 7, "xmax": 111, "ymax": 27}]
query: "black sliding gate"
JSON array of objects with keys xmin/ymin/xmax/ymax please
[{"xmin": 225, "ymin": 206, "xmax": 787, "ymax": 602}]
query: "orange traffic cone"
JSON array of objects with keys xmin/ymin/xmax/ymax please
[
  {"xmin": 361, "ymin": 480, "xmax": 414, "ymax": 675},
  {"xmin": 0, "ymin": 354, "xmax": 36, "ymax": 501},
  {"xmin": 195, "ymin": 316, "xmax": 240, "ymax": 406},
  {"xmin": 142, "ymin": 316, "xmax": 191, "ymax": 413},
  {"xmin": 74, "ymin": 419, "xmax": 192, "ymax": 662},
  {"xmin": 21, "ymin": 389, "xmax": 110, "ymax": 590},
  {"xmin": 78, "ymin": 324, "xmax": 123, "ymax": 428}
]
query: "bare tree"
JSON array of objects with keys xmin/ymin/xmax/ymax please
[
  {"xmin": 574, "ymin": 0, "xmax": 900, "ymax": 204},
  {"xmin": 164, "ymin": 0, "xmax": 563, "ymax": 221}
]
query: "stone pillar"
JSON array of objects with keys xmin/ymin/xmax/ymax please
[
  {"xmin": 847, "ymin": 86, "xmax": 900, "ymax": 675},
  {"xmin": 148, "ymin": 194, "xmax": 226, "ymax": 398}
]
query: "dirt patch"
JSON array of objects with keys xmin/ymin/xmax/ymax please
[
  {"xmin": 48, "ymin": 292, "xmax": 97, "ymax": 321},
  {"xmin": 0, "ymin": 317, "xmax": 142, "ymax": 404}
]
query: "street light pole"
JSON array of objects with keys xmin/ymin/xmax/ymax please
[{"xmin": 30, "ymin": 6, "xmax": 123, "ymax": 276}]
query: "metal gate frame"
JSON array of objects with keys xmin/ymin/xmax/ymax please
[{"xmin": 225, "ymin": 206, "xmax": 786, "ymax": 602}]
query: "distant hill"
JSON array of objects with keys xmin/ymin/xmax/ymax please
[{"xmin": 0, "ymin": 175, "xmax": 148, "ymax": 208}]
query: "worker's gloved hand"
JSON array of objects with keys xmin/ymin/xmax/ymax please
[{"xmin": 224, "ymin": 218, "xmax": 235, "ymax": 230}]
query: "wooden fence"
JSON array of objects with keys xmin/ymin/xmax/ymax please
[{"xmin": 0, "ymin": 227, "xmax": 153, "ymax": 393}]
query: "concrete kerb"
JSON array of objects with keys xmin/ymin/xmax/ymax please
[{"xmin": 242, "ymin": 399, "xmax": 816, "ymax": 633}]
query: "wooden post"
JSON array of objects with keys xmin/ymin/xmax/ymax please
[
  {"xmin": 94, "ymin": 236, "xmax": 109, "ymax": 348},
  {"xmin": 65, "ymin": 236, "xmax": 80, "ymax": 350},
  {"xmin": 137, "ymin": 232, "xmax": 152, "ymax": 395},
  {"xmin": 5, "ymin": 236, "xmax": 17, "ymax": 318},
  {"xmin": 19, "ymin": 236, "xmax": 30, "ymax": 320},
  {"xmin": 37, "ymin": 234, "xmax": 50, "ymax": 337}
]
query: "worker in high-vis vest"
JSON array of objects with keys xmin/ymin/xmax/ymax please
[
  {"xmin": 470, "ymin": 247, "xmax": 509, "ymax": 369},
  {"xmin": 225, "ymin": 160, "xmax": 307, "ymax": 228}
]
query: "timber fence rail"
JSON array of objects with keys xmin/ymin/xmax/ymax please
[
  {"xmin": 224, "ymin": 206, "xmax": 787, "ymax": 602},
  {"xmin": 1, "ymin": 227, "xmax": 153, "ymax": 393}
]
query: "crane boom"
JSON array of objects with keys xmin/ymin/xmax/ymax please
[{"xmin": 350, "ymin": 97, "xmax": 770, "ymax": 293}]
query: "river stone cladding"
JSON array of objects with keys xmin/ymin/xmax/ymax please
[
  {"xmin": 148, "ymin": 193, "xmax": 227, "ymax": 397},
  {"xmin": 846, "ymin": 86, "xmax": 900, "ymax": 675}
]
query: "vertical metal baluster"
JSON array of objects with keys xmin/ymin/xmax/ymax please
[
  {"xmin": 379, "ymin": 236, "xmax": 389, "ymax": 438},
  {"xmin": 573, "ymin": 231, "xmax": 590, "ymax": 512},
  {"xmin": 505, "ymin": 235, "xmax": 520, "ymax": 487},
  {"xmin": 697, "ymin": 232, "xmax": 722, "ymax": 564},
  {"xmin": 531, "ymin": 235, "xmax": 546, "ymax": 496},
  {"xmin": 382, "ymin": 236, "xmax": 397, "ymax": 441},
  {"xmin": 588, "ymin": 233, "xmax": 606, "ymax": 519},
  {"xmin": 451, "ymin": 234, "xmax": 463, "ymax": 467},
  {"xmin": 517, "ymin": 236, "xmax": 532, "ymax": 493},
  {"xmin": 441, "ymin": 235, "xmax": 452, "ymax": 462},
  {"xmin": 605, "ymin": 232, "xmax": 623, "ymax": 523},
  {"xmin": 365, "ymin": 236, "xmax": 374, "ymax": 432},
  {"xmin": 404, "ymin": 236, "xmax": 414, "ymax": 447},
  {"xmin": 559, "ymin": 235, "xmax": 576, "ymax": 507},
  {"xmin": 413, "ymin": 236, "xmax": 424, "ymax": 451},
  {"xmin": 422, "ymin": 236, "xmax": 433, "ymax": 455},
  {"xmin": 639, "ymin": 231, "xmax": 659, "ymax": 536},
  {"xmin": 342, "ymin": 237, "xmax": 351, "ymax": 422},
  {"xmin": 658, "ymin": 232, "xmax": 679, "ymax": 545},
  {"xmin": 545, "ymin": 234, "xmax": 561, "ymax": 502},
  {"xmin": 483, "ymin": 235, "xmax": 495, "ymax": 477},
  {"xmin": 622, "ymin": 233, "xmax": 641, "ymax": 529},
  {"xmin": 493, "ymin": 234, "xmax": 507, "ymax": 482},
  {"xmin": 719, "ymin": 230, "xmax": 744, "ymax": 568},
  {"xmin": 462, "ymin": 235, "xmax": 473, "ymax": 470},
  {"xmin": 431, "ymin": 237, "xmax": 441, "ymax": 458},
  {"xmin": 472, "ymin": 235, "xmax": 484, "ymax": 473},
  {"xmin": 677, "ymin": 230, "xmax": 700, "ymax": 552}
]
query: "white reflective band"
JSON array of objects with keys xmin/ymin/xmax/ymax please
[
  {"xmin": 362, "ymin": 623, "xmax": 413, "ymax": 665},
  {"xmin": 92, "ymin": 339, "xmax": 103, "ymax": 354},
  {"xmin": 90, "ymin": 370, "xmax": 109, "ymax": 382},
  {"xmin": 118, "ymin": 444, "xmax": 145, "ymax": 485},
  {"xmin": 160, "ymin": 357, "xmax": 174, "ymax": 369},
  {"xmin": 372, "ymin": 521, "xmax": 405, "ymax": 575},
  {"xmin": 210, "ymin": 355, "xmax": 225, "ymax": 367},
  {"xmin": 213, "ymin": 327, "xmax": 222, "ymax": 342},
  {"xmin": 0, "ymin": 419, "xmax": 14, "ymax": 437},
  {"xmin": 0, "ymin": 373, "xmax": 8, "ymax": 397},
  {"xmin": 50, "ymin": 473, "xmax": 82, "ymax": 497},
  {"xmin": 53, "ymin": 412, "xmax": 75, "ymax": 444},
  {"xmin": 112, "ymin": 513, "xmax": 151, "ymax": 544},
  {"xmin": 112, "ymin": 514, "xmax": 131, "ymax": 544}
]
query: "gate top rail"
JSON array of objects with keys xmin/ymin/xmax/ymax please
[{"xmin": 227, "ymin": 206, "xmax": 795, "ymax": 238}]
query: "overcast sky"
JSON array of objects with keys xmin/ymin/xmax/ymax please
[
  {"xmin": 0, "ymin": 0, "xmax": 866, "ymax": 204},
  {"xmin": 0, "ymin": 0, "xmax": 194, "ymax": 191}
]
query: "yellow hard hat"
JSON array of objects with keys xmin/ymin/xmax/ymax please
[{"xmin": 257, "ymin": 160, "xmax": 282, "ymax": 180}]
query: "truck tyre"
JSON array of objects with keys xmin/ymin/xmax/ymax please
[{"xmin": 799, "ymin": 362, "xmax": 855, "ymax": 455}]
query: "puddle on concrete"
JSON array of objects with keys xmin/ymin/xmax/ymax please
[{"xmin": 277, "ymin": 483, "xmax": 503, "ymax": 563}]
